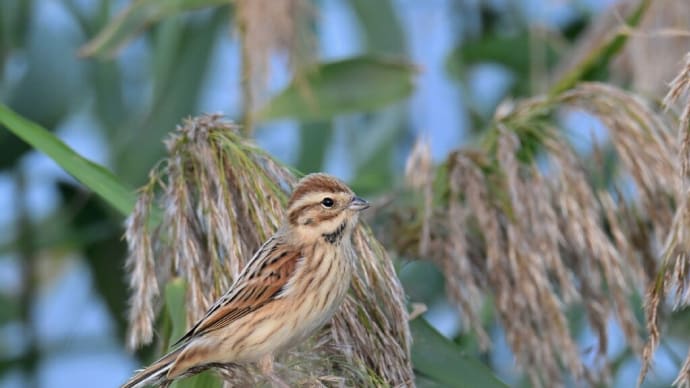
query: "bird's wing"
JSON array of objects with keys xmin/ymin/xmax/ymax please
[{"xmin": 174, "ymin": 238, "xmax": 302, "ymax": 344}]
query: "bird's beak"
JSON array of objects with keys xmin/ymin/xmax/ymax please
[{"xmin": 349, "ymin": 196, "xmax": 370, "ymax": 211}]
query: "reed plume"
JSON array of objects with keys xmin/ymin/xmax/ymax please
[{"xmin": 124, "ymin": 115, "xmax": 412, "ymax": 386}]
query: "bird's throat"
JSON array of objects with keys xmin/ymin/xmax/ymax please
[{"xmin": 322, "ymin": 221, "xmax": 347, "ymax": 244}]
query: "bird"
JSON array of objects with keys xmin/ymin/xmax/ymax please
[{"xmin": 121, "ymin": 173, "xmax": 370, "ymax": 388}]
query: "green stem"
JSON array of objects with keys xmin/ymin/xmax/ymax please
[{"xmin": 548, "ymin": 0, "xmax": 651, "ymax": 96}]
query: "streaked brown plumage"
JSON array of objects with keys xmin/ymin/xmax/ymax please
[{"xmin": 121, "ymin": 173, "xmax": 369, "ymax": 388}]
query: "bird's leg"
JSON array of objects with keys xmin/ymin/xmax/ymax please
[{"xmin": 258, "ymin": 354, "xmax": 289, "ymax": 388}]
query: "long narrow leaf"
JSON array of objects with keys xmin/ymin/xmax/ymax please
[
  {"xmin": 256, "ymin": 56, "xmax": 417, "ymax": 121},
  {"xmin": 411, "ymin": 318, "xmax": 507, "ymax": 388},
  {"xmin": 349, "ymin": 0, "xmax": 406, "ymax": 54},
  {"xmin": 0, "ymin": 103, "xmax": 136, "ymax": 215},
  {"xmin": 80, "ymin": 0, "xmax": 230, "ymax": 59}
]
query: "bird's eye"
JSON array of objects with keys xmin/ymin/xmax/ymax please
[{"xmin": 321, "ymin": 197, "xmax": 334, "ymax": 208}]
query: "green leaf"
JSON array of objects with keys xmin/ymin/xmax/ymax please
[
  {"xmin": 115, "ymin": 11, "xmax": 225, "ymax": 185},
  {"xmin": 446, "ymin": 32, "xmax": 559, "ymax": 97},
  {"xmin": 411, "ymin": 318, "xmax": 507, "ymax": 388},
  {"xmin": 165, "ymin": 278, "xmax": 188, "ymax": 343},
  {"xmin": 450, "ymin": 34, "xmax": 533, "ymax": 76},
  {"xmin": 0, "ymin": 129, "xmax": 30, "ymax": 169},
  {"xmin": 296, "ymin": 121, "xmax": 333, "ymax": 172},
  {"xmin": 0, "ymin": 292, "xmax": 18, "ymax": 324},
  {"xmin": 0, "ymin": 104, "xmax": 137, "ymax": 215},
  {"xmin": 398, "ymin": 260, "xmax": 445, "ymax": 305},
  {"xmin": 349, "ymin": 0, "xmax": 406, "ymax": 55},
  {"xmin": 256, "ymin": 56, "xmax": 417, "ymax": 121},
  {"xmin": 56, "ymin": 182, "xmax": 130, "ymax": 339},
  {"xmin": 172, "ymin": 373, "xmax": 223, "ymax": 388},
  {"xmin": 165, "ymin": 278, "xmax": 222, "ymax": 388},
  {"xmin": 415, "ymin": 375, "xmax": 449, "ymax": 388},
  {"xmin": 8, "ymin": 17, "xmax": 87, "ymax": 131},
  {"xmin": 79, "ymin": 0, "xmax": 230, "ymax": 59},
  {"xmin": 345, "ymin": 0, "xmax": 407, "ymax": 191},
  {"xmin": 0, "ymin": 0, "xmax": 33, "ymax": 75}
]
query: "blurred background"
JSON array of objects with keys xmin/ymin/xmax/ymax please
[{"xmin": 1, "ymin": 0, "xmax": 689, "ymax": 387}]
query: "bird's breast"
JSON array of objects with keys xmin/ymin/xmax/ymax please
[
  {"xmin": 279, "ymin": 245, "xmax": 354, "ymax": 349},
  {"xmin": 215, "ymin": 244, "xmax": 355, "ymax": 363}
]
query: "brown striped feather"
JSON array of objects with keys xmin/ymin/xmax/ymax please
[{"xmin": 184, "ymin": 248, "xmax": 301, "ymax": 338}]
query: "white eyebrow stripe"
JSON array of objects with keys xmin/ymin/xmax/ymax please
[{"xmin": 288, "ymin": 192, "xmax": 331, "ymax": 211}]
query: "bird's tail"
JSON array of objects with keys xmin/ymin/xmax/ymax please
[{"xmin": 121, "ymin": 347, "xmax": 183, "ymax": 388}]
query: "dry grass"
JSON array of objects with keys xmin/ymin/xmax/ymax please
[
  {"xmin": 641, "ymin": 52, "xmax": 690, "ymax": 388},
  {"xmin": 404, "ymin": 139, "xmax": 433, "ymax": 257},
  {"xmin": 553, "ymin": 0, "xmax": 690, "ymax": 98},
  {"xmin": 124, "ymin": 115, "xmax": 412, "ymax": 386},
  {"xmin": 235, "ymin": 0, "xmax": 314, "ymax": 131},
  {"xmin": 378, "ymin": 78, "xmax": 688, "ymax": 386}
]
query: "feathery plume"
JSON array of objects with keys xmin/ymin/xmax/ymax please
[
  {"xmin": 404, "ymin": 138, "xmax": 433, "ymax": 256},
  {"xmin": 640, "ymin": 52, "xmax": 690, "ymax": 387},
  {"xmin": 124, "ymin": 184, "xmax": 159, "ymax": 350},
  {"xmin": 236, "ymin": 0, "xmax": 313, "ymax": 127},
  {"xmin": 124, "ymin": 115, "xmax": 412, "ymax": 385},
  {"xmin": 388, "ymin": 80, "xmax": 682, "ymax": 385}
]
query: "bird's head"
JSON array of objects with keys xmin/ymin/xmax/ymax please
[{"xmin": 286, "ymin": 173, "xmax": 369, "ymax": 244}]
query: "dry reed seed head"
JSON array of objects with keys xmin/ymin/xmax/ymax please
[
  {"xmin": 554, "ymin": 66, "xmax": 690, "ymax": 385},
  {"xmin": 405, "ymin": 138, "xmax": 434, "ymax": 256},
  {"xmin": 664, "ymin": 52, "xmax": 690, "ymax": 110},
  {"xmin": 165, "ymin": 163, "xmax": 211, "ymax": 319},
  {"xmin": 497, "ymin": 130, "xmax": 587, "ymax": 381},
  {"xmin": 561, "ymin": 83, "xmax": 680, "ymax": 222},
  {"xmin": 496, "ymin": 128, "xmax": 523, "ymax": 218},
  {"xmin": 404, "ymin": 138, "xmax": 433, "ymax": 190},
  {"xmin": 599, "ymin": 191, "xmax": 640, "ymax": 283},
  {"xmin": 551, "ymin": 0, "xmax": 682, "ymax": 97},
  {"xmin": 341, "ymin": 228, "xmax": 413, "ymax": 385},
  {"xmin": 649, "ymin": 191, "xmax": 690, "ymax": 353},
  {"xmin": 450, "ymin": 152, "xmax": 571, "ymax": 386},
  {"xmin": 674, "ymin": 354, "xmax": 690, "ymax": 388},
  {"xmin": 546, "ymin": 136, "xmax": 640, "ymax": 336},
  {"xmin": 530, "ymin": 168, "xmax": 580, "ymax": 303},
  {"xmin": 493, "ymin": 99, "xmax": 516, "ymax": 122},
  {"xmin": 664, "ymin": 52, "xmax": 690, "ymax": 183},
  {"xmin": 124, "ymin": 114, "xmax": 413, "ymax": 385},
  {"xmin": 662, "ymin": 193, "xmax": 690, "ymax": 311},
  {"xmin": 559, "ymin": 84, "xmax": 679, "ymax": 286},
  {"xmin": 640, "ymin": 280, "xmax": 664, "ymax": 386},
  {"xmin": 497, "ymin": 132, "xmax": 565, "ymax": 365},
  {"xmin": 622, "ymin": 0, "xmax": 690, "ymax": 98},
  {"xmin": 444, "ymin": 174, "xmax": 490, "ymax": 349},
  {"xmin": 440, "ymin": 127, "xmax": 654, "ymax": 384},
  {"xmin": 577, "ymin": 86, "xmax": 675, "ymax": 181},
  {"xmin": 236, "ymin": 0, "xmax": 313, "ymax": 106},
  {"xmin": 448, "ymin": 153, "xmax": 510, "ymax": 348},
  {"xmin": 429, "ymin": 81, "xmax": 686, "ymax": 384},
  {"xmin": 124, "ymin": 187, "xmax": 159, "ymax": 350}
]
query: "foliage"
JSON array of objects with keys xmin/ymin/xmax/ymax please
[
  {"xmin": 255, "ymin": 56, "xmax": 417, "ymax": 122},
  {"xmin": 4, "ymin": 1, "xmax": 690, "ymax": 387},
  {"xmin": 0, "ymin": 104, "xmax": 137, "ymax": 215}
]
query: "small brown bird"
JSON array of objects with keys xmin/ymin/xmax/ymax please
[{"xmin": 122, "ymin": 173, "xmax": 369, "ymax": 388}]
